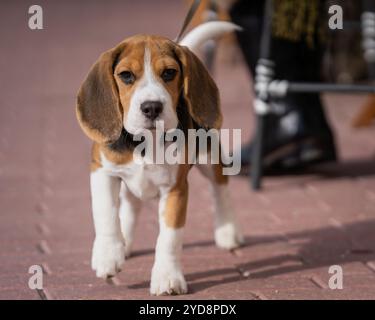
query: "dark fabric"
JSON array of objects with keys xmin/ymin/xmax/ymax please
[
  {"xmin": 229, "ymin": 0, "xmax": 323, "ymax": 81},
  {"xmin": 229, "ymin": 0, "xmax": 335, "ymax": 142}
]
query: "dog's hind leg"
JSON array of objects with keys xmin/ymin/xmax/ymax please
[
  {"xmin": 196, "ymin": 163, "xmax": 244, "ymax": 250},
  {"xmin": 119, "ymin": 182, "xmax": 142, "ymax": 258}
]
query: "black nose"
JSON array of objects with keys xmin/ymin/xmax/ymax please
[{"xmin": 140, "ymin": 101, "xmax": 163, "ymax": 120}]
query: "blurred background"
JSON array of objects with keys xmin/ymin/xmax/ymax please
[{"xmin": 0, "ymin": 0, "xmax": 375, "ymax": 300}]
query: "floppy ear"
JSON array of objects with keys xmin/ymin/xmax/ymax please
[
  {"xmin": 175, "ymin": 45, "xmax": 222, "ymax": 129},
  {"xmin": 76, "ymin": 46, "xmax": 123, "ymax": 144}
]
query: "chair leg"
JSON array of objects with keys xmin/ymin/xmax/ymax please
[
  {"xmin": 251, "ymin": 0, "xmax": 273, "ymax": 190},
  {"xmin": 251, "ymin": 115, "xmax": 265, "ymax": 189}
]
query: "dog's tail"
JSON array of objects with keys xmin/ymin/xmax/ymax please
[{"xmin": 179, "ymin": 21, "xmax": 241, "ymax": 53}]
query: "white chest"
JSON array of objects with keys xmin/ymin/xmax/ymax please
[{"xmin": 100, "ymin": 153, "xmax": 178, "ymax": 200}]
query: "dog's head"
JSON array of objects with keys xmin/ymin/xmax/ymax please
[{"xmin": 76, "ymin": 34, "xmax": 222, "ymax": 144}]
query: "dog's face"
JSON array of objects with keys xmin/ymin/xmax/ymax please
[
  {"xmin": 76, "ymin": 35, "xmax": 222, "ymax": 144},
  {"xmin": 114, "ymin": 36, "xmax": 181, "ymax": 134}
]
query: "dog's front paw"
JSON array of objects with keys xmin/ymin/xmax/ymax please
[
  {"xmin": 150, "ymin": 264, "xmax": 188, "ymax": 296},
  {"xmin": 215, "ymin": 222, "xmax": 244, "ymax": 250},
  {"xmin": 91, "ymin": 236, "xmax": 125, "ymax": 279}
]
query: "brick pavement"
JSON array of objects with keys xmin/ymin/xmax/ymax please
[{"xmin": 1, "ymin": 0, "xmax": 375, "ymax": 300}]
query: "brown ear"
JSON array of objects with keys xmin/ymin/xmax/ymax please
[
  {"xmin": 76, "ymin": 46, "xmax": 123, "ymax": 144},
  {"xmin": 175, "ymin": 45, "xmax": 222, "ymax": 129}
]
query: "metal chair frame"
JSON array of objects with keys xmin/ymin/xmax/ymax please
[{"xmin": 251, "ymin": 0, "xmax": 375, "ymax": 190}]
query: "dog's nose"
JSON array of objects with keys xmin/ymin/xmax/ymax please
[{"xmin": 140, "ymin": 101, "xmax": 163, "ymax": 120}]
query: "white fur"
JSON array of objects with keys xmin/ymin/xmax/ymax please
[
  {"xmin": 179, "ymin": 21, "xmax": 241, "ymax": 53},
  {"xmin": 196, "ymin": 164, "xmax": 244, "ymax": 249},
  {"xmin": 124, "ymin": 47, "xmax": 178, "ymax": 134},
  {"xmin": 150, "ymin": 188, "xmax": 187, "ymax": 295},
  {"xmin": 90, "ymin": 170, "xmax": 125, "ymax": 278},
  {"xmin": 119, "ymin": 182, "xmax": 142, "ymax": 257},
  {"xmin": 100, "ymin": 151, "xmax": 178, "ymax": 200},
  {"xmin": 212, "ymin": 185, "xmax": 244, "ymax": 249}
]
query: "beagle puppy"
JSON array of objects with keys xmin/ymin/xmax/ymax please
[{"xmin": 76, "ymin": 22, "xmax": 243, "ymax": 295}]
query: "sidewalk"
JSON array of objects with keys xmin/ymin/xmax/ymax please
[{"xmin": 1, "ymin": 0, "xmax": 375, "ymax": 300}]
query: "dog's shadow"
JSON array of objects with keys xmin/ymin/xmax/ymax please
[
  {"xmin": 236, "ymin": 156, "xmax": 375, "ymax": 182},
  {"xmin": 127, "ymin": 218, "xmax": 375, "ymax": 294}
]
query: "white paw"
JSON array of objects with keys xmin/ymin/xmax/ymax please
[
  {"xmin": 215, "ymin": 222, "xmax": 244, "ymax": 250},
  {"xmin": 150, "ymin": 264, "xmax": 188, "ymax": 296},
  {"xmin": 91, "ymin": 236, "xmax": 125, "ymax": 279}
]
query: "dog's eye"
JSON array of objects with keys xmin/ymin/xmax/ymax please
[
  {"xmin": 161, "ymin": 68, "xmax": 177, "ymax": 82},
  {"xmin": 118, "ymin": 71, "xmax": 135, "ymax": 85}
]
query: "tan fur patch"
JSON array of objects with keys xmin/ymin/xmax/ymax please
[
  {"xmin": 148, "ymin": 40, "xmax": 182, "ymax": 110},
  {"xmin": 101, "ymin": 145, "xmax": 133, "ymax": 165},
  {"xmin": 114, "ymin": 37, "xmax": 146, "ymax": 117},
  {"xmin": 90, "ymin": 143, "xmax": 102, "ymax": 172},
  {"xmin": 213, "ymin": 163, "xmax": 229, "ymax": 185},
  {"xmin": 163, "ymin": 163, "xmax": 192, "ymax": 229},
  {"xmin": 90, "ymin": 142, "xmax": 133, "ymax": 172}
]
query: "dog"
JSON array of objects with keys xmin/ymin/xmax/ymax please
[{"xmin": 76, "ymin": 21, "xmax": 243, "ymax": 295}]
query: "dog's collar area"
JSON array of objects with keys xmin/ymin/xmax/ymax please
[
  {"xmin": 108, "ymin": 129, "xmax": 139, "ymax": 152},
  {"xmin": 107, "ymin": 124, "xmax": 184, "ymax": 153}
]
